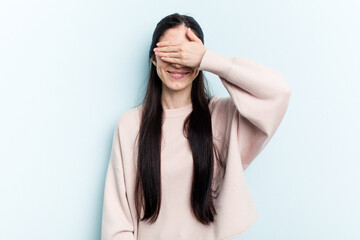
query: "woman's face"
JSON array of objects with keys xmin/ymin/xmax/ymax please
[{"xmin": 151, "ymin": 24, "xmax": 200, "ymax": 93}]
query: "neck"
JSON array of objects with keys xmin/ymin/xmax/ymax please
[{"xmin": 161, "ymin": 85, "xmax": 192, "ymax": 109}]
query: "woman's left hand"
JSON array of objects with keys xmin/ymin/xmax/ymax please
[{"xmin": 153, "ymin": 27, "xmax": 207, "ymax": 68}]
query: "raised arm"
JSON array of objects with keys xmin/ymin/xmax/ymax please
[
  {"xmin": 199, "ymin": 50, "xmax": 291, "ymax": 170},
  {"xmin": 101, "ymin": 118, "xmax": 135, "ymax": 240}
]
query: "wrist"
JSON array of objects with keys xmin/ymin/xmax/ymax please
[{"xmin": 198, "ymin": 47, "xmax": 207, "ymax": 68}]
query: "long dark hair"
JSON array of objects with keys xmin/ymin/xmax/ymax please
[{"xmin": 134, "ymin": 13, "xmax": 227, "ymax": 225}]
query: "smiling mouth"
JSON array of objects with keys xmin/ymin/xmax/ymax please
[
  {"xmin": 167, "ymin": 71, "xmax": 190, "ymax": 79},
  {"xmin": 167, "ymin": 71, "xmax": 190, "ymax": 74}
]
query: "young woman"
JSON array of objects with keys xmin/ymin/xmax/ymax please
[{"xmin": 101, "ymin": 13, "xmax": 291, "ymax": 240}]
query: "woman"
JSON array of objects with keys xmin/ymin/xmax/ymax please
[{"xmin": 101, "ymin": 13, "xmax": 291, "ymax": 240}]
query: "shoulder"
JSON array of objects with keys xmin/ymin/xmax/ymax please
[{"xmin": 116, "ymin": 104, "xmax": 142, "ymax": 133}]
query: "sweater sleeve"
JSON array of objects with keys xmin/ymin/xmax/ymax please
[
  {"xmin": 101, "ymin": 118, "xmax": 135, "ymax": 240},
  {"xmin": 199, "ymin": 50, "xmax": 291, "ymax": 170}
]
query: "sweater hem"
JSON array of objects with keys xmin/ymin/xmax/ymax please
[{"xmin": 221, "ymin": 213, "xmax": 258, "ymax": 240}]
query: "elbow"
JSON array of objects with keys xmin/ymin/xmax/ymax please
[
  {"xmin": 276, "ymin": 72, "xmax": 292, "ymax": 98},
  {"xmin": 284, "ymin": 85, "xmax": 292, "ymax": 104},
  {"xmin": 283, "ymin": 81, "xmax": 292, "ymax": 97},
  {"xmin": 282, "ymin": 85, "xmax": 292, "ymax": 104},
  {"xmin": 278, "ymin": 81, "xmax": 291, "ymax": 112}
]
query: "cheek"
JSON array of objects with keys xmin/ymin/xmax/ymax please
[
  {"xmin": 191, "ymin": 68, "xmax": 200, "ymax": 76},
  {"xmin": 156, "ymin": 56, "xmax": 167, "ymax": 66},
  {"xmin": 155, "ymin": 61, "xmax": 169, "ymax": 80},
  {"xmin": 191, "ymin": 69, "xmax": 200, "ymax": 81},
  {"xmin": 157, "ymin": 59, "xmax": 169, "ymax": 71}
]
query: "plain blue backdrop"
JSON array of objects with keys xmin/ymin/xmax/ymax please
[{"xmin": 1, "ymin": 0, "xmax": 359, "ymax": 239}]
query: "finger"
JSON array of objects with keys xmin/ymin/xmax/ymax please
[
  {"xmin": 154, "ymin": 45, "xmax": 180, "ymax": 52},
  {"xmin": 156, "ymin": 41, "xmax": 181, "ymax": 47},
  {"xmin": 186, "ymin": 27, "xmax": 202, "ymax": 44},
  {"xmin": 160, "ymin": 57, "xmax": 181, "ymax": 64},
  {"xmin": 155, "ymin": 51, "xmax": 181, "ymax": 58}
]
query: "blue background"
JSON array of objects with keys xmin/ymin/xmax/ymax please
[{"xmin": 1, "ymin": 0, "xmax": 359, "ymax": 239}]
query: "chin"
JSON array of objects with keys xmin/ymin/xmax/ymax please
[{"xmin": 163, "ymin": 80, "xmax": 192, "ymax": 91}]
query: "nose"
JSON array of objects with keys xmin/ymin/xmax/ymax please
[{"xmin": 171, "ymin": 63, "xmax": 184, "ymax": 68}]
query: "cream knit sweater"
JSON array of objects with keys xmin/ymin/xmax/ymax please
[{"xmin": 101, "ymin": 50, "xmax": 291, "ymax": 240}]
